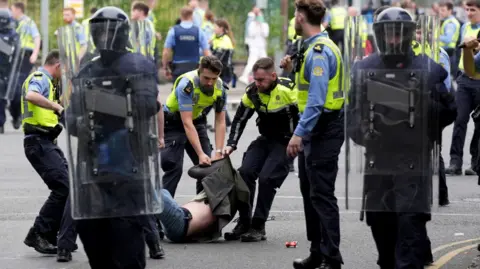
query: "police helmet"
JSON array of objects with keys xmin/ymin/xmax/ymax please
[
  {"xmin": 373, "ymin": 7, "xmax": 416, "ymax": 61},
  {"xmin": 89, "ymin": 7, "xmax": 130, "ymax": 52},
  {"xmin": 0, "ymin": 10, "xmax": 12, "ymax": 30}
]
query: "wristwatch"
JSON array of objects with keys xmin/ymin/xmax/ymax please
[{"xmin": 215, "ymin": 149, "xmax": 222, "ymax": 154}]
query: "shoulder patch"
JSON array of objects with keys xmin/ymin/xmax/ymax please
[
  {"xmin": 313, "ymin": 43, "xmax": 324, "ymax": 53},
  {"xmin": 277, "ymin": 77, "xmax": 295, "ymax": 89},
  {"xmin": 32, "ymin": 72, "xmax": 44, "ymax": 81},
  {"xmin": 183, "ymin": 81, "xmax": 194, "ymax": 94},
  {"xmin": 313, "ymin": 66, "xmax": 324, "ymax": 76}
]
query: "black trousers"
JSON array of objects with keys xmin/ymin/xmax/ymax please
[
  {"xmin": 367, "ymin": 212, "xmax": 430, "ymax": 269},
  {"xmin": 24, "ymin": 136, "xmax": 76, "ymax": 247},
  {"xmin": 238, "ymin": 136, "xmax": 290, "ymax": 226},
  {"xmin": 78, "ymin": 217, "xmax": 146, "ymax": 269},
  {"xmin": 160, "ymin": 121, "xmax": 212, "ymax": 196},
  {"xmin": 298, "ymin": 112, "xmax": 345, "ymax": 266},
  {"xmin": 449, "ymin": 74, "xmax": 480, "ymax": 168}
]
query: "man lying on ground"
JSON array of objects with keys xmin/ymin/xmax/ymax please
[{"xmin": 158, "ymin": 157, "xmax": 250, "ymax": 242}]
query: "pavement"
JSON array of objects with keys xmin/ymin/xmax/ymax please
[{"xmin": 2, "ymin": 96, "xmax": 480, "ymax": 268}]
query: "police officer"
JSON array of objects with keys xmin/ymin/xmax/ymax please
[
  {"xmin": 325, "ymin": 0, "xmax": 347, "ymax": 52},
  {"xmin": 21, "ymin": 50, "xmax": 67, "ymax": 256},
  {"xmin": 446, "ymin": 0, "xmax": 480, "ymax": 176},
  {"xmin": 438, "ymin": 1, "xmax": 461, "ymax": 75},
  {"xmin": 0, "ymin": 9, "xmax": 19, "ymax": 133},
  {"xmin": 223, "ymin": 58, "xmax": 299, "ymax": 242},
  {"xmin": 346, "ymin": 8, "xmax": 456, "ymax": 268},
  {"xmin": 130, "ymin": 1, "xmax": 156, "ymax": 60},
  {"xmin": 61, "ymin": 7, "xmax": 87, "ymax": 60},
  {"xmin": 64, "ymin": 7, "xmax": 162, "ymax": 268},
  {"xmin": 162, "ymin": 6, "xmax": 211, "ymax": 83},
  {"xmin": 161, "ymin": 55, "xmax": 227, "ymax": 197},
  {"xmin": 281, "ymin": 0, "xmax": 344, "ymax": 268},
  {"xmin": 4, "ymin": 2, "xmax": 41, "ymax": 131}
]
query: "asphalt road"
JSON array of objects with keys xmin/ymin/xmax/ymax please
[{"xmin": 1, "ymin": 83, "xmax": 480, "ymax": 268}]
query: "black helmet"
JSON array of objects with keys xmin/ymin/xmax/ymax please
[
  {"xmin": 89, "ymin": 7, "xmax": 130, "ymax": 52},
  {"xmin": 0, "ymin": 9, "xmax": 12, "ymax": 30},
  {"xmin": 373, "ymin": 7, "xmax": 416, "ymax": 65}
]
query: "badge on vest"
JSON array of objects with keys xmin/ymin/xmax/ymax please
[{"xmin": 313, "ymin": 66, "xmax": 323, "ymax": 76}]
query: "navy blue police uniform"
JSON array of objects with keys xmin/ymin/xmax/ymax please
[{"xmin": 348, "ymin": 8, "xmax": 457, "ymax": 269}]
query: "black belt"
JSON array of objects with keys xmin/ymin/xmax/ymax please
[
  {"xmin": 164, "ymin": 111, "xmax": 207, "ymax": 126},
  {"xmin": 181, "ymin": 207, "xmax": 192, "ymax": 240}
]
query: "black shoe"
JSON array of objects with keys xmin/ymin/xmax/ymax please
[
  {"xmin": 240, "ymin": 228, "xmax": 266, "ymax": 242},
  {"xmin": 0, "ymin": 126, "xmax": 4, "ymax": 134},
  {"xmin": 319, "ymin": 260, "xmax": 339, "ymax": 269},
  {"xmin": 224, "ymin": 221, "xmax": 250, "ymax": 241},
  {"xmin": 293, "ymin": 254, "xmax": 322, "ymax": 269},
  {"xmin": 72, "ymin": 243, "xmax": 78, "ymax": 252},
  {"xmin": 465, "ymin": 167, "xmax": 477, "ymax": 176},
  {"xmin": 445, "ymin": 165, "xmax": 462, "ymax": 175},
  {"xmin": 148, "ymin": 242, "xmax": 165, "ymax": 259},
  {"xmin": 24, "ymin": 227, "xmax": 57, "ymax": 255},
  {"xmin": 56, "ymin": 248, "xmax": 72, "ymax": 262},
  {"xmin": 11, "ymin": 119, "xmax": 20, "ymax": 130},
  {"xmin": 439, "ymin": 197, "xmax": 450, "ymax": 206}
]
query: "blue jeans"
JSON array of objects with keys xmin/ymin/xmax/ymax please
[{"xmin": 158, "ymin": 189, "xmax": 188, "ymax": 243}]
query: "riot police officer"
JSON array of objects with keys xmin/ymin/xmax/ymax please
[
  {"xmin": 345, "ymin": 8, "xmax": 456, "ymax": 268},
  {"xmin": 0, "ymin": 9, "xmax": 20, "ymax": 133},
  {"xmin": 62, "ymin": 7, "xmax": 163, "ymax": 268},
  {"xmin": 223, "ymin": 57, "xmax": 299, "ymax": 242},
  {"xmin": 161, "ymin": 55, "xmax": 227, "ymax": 197},
  {"xmin": 281, "ymin": 0, "xmax": 344, "ymax": 268}
]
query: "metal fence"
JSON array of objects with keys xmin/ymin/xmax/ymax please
[{"xmin": 12, "ymin": 0, "xmax": 295, "ymax": 60}]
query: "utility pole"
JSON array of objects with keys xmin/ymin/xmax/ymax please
[{"xmin": 41, "ymin": 0, "xmax": 49, "ymax": 63}]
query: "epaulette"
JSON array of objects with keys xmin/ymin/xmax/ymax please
[
  {"xmin": 277, "ymin": 77, "xmax": 295, "ymax": 89},
  {"xmin": 313, "ymin": 43, "xmax": 324, "ymax": 53},
  {"xmin": 182, "ymin": 80, "xmax": 194, "ymax": 94}
]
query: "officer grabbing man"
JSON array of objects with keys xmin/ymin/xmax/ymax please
[
  {"xmin": 281, "ymin": 0, "xmax": 345, "ymax": 268},
  {"xmin": 222, "ymin": 57, "xmax": 299, "ymax": 242},
  {"xmin": 21, "ymin": 50, "xmax": 75, "ymax": 257},
  {"xmin": 4, "ymin": 2, "xmax": 41, "ymax": 131},
  {"xmin": 161, "ymin": 55, "xmax": 227, "ymax": 197},
  {"xmin": 61, "ymin": 7, "xmax": 163, "ymax": 268},
  {"xmin": 162, "ymin": 6, "xmax": 211, "ymax": 83},
  {"xmin": 345, "ymin": 8, "xmax": 456, "ymax": 268},
  {"xmin": 0, "ymin": 8, "xmax": 19, "ymax": 133}
]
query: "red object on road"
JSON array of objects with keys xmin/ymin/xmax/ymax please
[{"xmin": 285, "ymin": 241, "xmax": 298, "ymax": 248}]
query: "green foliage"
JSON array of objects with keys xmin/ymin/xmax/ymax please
[{"xmin": 17, "ymin": 0, "xmax": 296, "ymax": 59}]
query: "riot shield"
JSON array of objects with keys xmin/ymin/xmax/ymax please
[
  {"xmin": 0, "ymin": 30, "xmax": 21, "ymax": 100},
  {"xmin": 129, "ymin": 20, "xmax": 154, "ymax": 60},
  {"xmin": 343, "ymin": 14, "xmax": 440, "ymax": 216},
  {"xmin": 60, "ymin": 21, "xmax": 163, "ymax": 219}
]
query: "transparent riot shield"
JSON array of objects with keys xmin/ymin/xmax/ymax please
[
  {"xmin": 129, "ymin": 20, "xmax": 154, "ymax": 60},
  {"xmin": 343, "ymin": 13, "xmax": 441, "ymax": 216},
  {"xmin": 0, "ymin": 30, "xmax": 21, "ymax": 100},
  {"xmin": 60, "ymin": 21, "xmax": 163, "ymax": 219}
]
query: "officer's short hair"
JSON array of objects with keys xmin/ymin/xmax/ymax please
[
  {"xmin": 466, "ymin": 0, "xmax": 480, "ymax": 9},
  {"xmin": 295, "ymin": 0, "xmax": 326, "ymax": 26},
  {"xmin": 253, "ymin": 58, "xmax": 275, "ymax": 73},
  {"xmin": 199, "ymin": 56, "xmax": 223, "ymax": 75},
  {"xmin": 12, "ymin": 2, "xmax": 25, "ymax": 13},
  {"xmin": 132, "ymin": 1, "xmax": 149, "ymax": 15},
  {"xmin": 64, "ymin": 7, "xmax": 76, "ymax": 15},
  {"xmin": 44, "ymin": 50, "xmax": 60, "ymax": 66},
  {"xmin": 180, "ymin": 6, "xmax": 194, "ymax": 19},
  {"xmin": 439, "ymin": 1, "xmax": 454, "ymax": 10},
  {"xmin": 90, "ymin": 7, "xmax": 98, "ymax": 15}
]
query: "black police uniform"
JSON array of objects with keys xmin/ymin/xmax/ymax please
[
  {"xmin": 0, "ymin": 10, "xmax": 20, "ymax": 133},
  {"xmin": 66, "ymin": 8, "xmax": 162, "ymax": 269},
  {"xmin": 224, "ymin": 78, "xmax": 299, "ymax": 241},
  {"xmin": 347, "ymin": 8, "xmax": 457, "ymax": 269}
]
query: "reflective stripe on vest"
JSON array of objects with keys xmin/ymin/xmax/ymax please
[
  {"xmin": 166, "ymin": 70, "xmax": 224, "ymax": 119},
  {"xmin": 21, "ymin": 71, "xmax": 57, "ymax": 128},
  {"xmin": 330, "ymin": 7, "xmax": 347, "ymax": 30},
  {"xmin": 295, "ymin": 38, "xmax": 344, "ymax": 113},
  {"xmin": 459, "ymin": 23, "xmax": 480, "ymax": 70},
  {"xmin": 412, "ymin": 41, "xmax": 439, "ymax": 62},
  {"xmin": 439, "ymin": 17, "xmax": 460, "ymax": 49},
  {"xmin": 17, "ymin": 16, "xmax": 34, "ymax": 50}
]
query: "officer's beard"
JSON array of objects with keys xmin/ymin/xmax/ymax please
[{"xmin": 200, "ymin": 85, "xmax": 214, "ymax": 96}]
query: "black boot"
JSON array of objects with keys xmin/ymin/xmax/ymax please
[
  {"xmin": 224, "ymin": 220, "xmax": 250, "ymax": 241},
  {"xmin": 56, "ymin": 248, "xmax": 72, "ymax": 262},
  {"xmin": 24, "ymin": 227, "xmax": 57, "ymax": 255},
  {"xmin": 445, "ymin": 164, "xmax": 462, "ymax": 175},
  {"xmin": 241, "ymin": 227, "xmax": 266, "ymax": 242},
  {"xmin": 12, "ymin": 118, "xmax": 20, "ymax": 130},
  {"xmin": 148, "ymin": 241, "xmax": 165, "ymax": 259},
  {"xmin": 293, "ymin": 254, "xmax": 322, "ymax": 269},
  {"xmin": 465, "ymin": 167, "xmax": 477, "ymax": 176}
]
